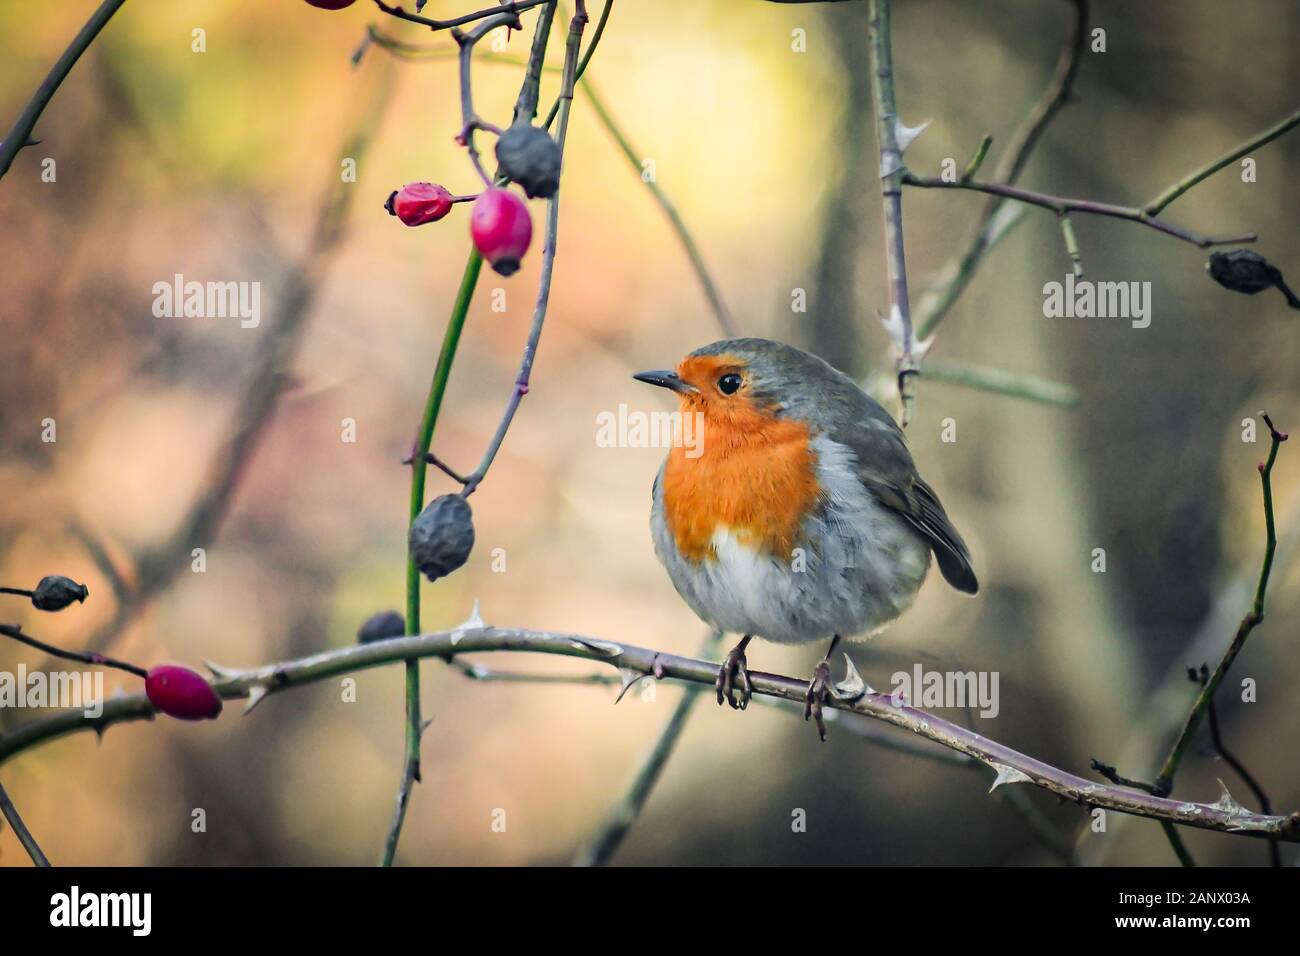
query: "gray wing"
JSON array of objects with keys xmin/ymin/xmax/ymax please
[{"xmin": 807, "ymin": 374, "xmax": 979, "ymax": 595}]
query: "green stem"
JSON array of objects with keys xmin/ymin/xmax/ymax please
[
  {"xmin": 0, "ymin": 0, "xmax": 130, "ymax": 182},
  {"xmin": 380, "ymin": 248, "xmax": 484, "ymax": 867},
  {"xmin": 1143, "ymin": 107, "xmax": 1300, "ymax": 215}
]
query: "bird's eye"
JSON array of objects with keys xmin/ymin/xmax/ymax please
[{"xmin": 717, "ymin": 373, "xmax": 743, "ymax": 395}]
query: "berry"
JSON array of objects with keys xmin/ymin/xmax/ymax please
[
  {"xmin": 358, "ymin": 610, "xmax": 406, "ymax": 644},
  {"xmin": 470, "ymin": 188, "xmax": 533, "ymax": 276},
  {"xmin": 31, "ymin": 575, "xmax": 89, "ymax": 612},
  {"xmin": 145, "ymin": 665, "xmax": 223, "ymax": 721},
  {"xmin": 1207, "ymin": 250, "xmax": 1299, "ymax": 308},
  {"xmin": 495, "ymin": 123, "xmax": 562, "ymax": 199},
  {"xmin": 409, "ymin": 494, "xmax": 475, "ymax": 582},
  {"xmin": 305, "ymin": 0, "xmax": 357, "ymax": 9},
  {"xmin": 386, "ymin": 182, "xmax": 454, "ymax": 227}
]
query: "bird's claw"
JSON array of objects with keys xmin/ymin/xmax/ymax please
[
  {"xmin": 804, "ymin": 659, "xmax": 832, "ymax": 741},
  {"xmin": 716, "ymin": 645, "xmax": 753, "ymax": 710}
]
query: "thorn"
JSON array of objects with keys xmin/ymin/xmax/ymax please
[
  {"xmin": 830, "ymin": 653, "xmax": 870, "ymax": 701},
  {"xmin": 242, "ymin": 683, "xmax": 270, "ymax": 715},
  {"xmin": 894, "ymin": 117, "xmax": 930, "ymax": 153},
  {"xmin": 614, "ymin": 667, "xmax": 643, "ymax": 703},
  {"xmin": 203, "ymin": 659, "xmax": 243, "ymax": 681},
  {"xmin": 988, "ymin": 763, "xmax": 1033, "ymax": 793}
]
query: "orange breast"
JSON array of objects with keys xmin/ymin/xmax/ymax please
[{"xmin": 662, "ymin": 407, "xmax": 820, "ymax": 564}]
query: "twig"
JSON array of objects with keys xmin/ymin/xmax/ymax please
[
  {"xmin": 374, "ymin": 0, "xmax": 551, "ymax": 32},
  {"xmin": 0, "ymin": 623, "xmax": 147, "ymax": 679},
  {"xmin": 0, "ymin": 0, "xmax": 129, "ymax": 182},
  {"xmin": 453, "ymin": 13, "xmax": 521, "ymax": 185},
  {"xmin": 866, "ymin": 0, "xmax": 920, "ymax": 426},
  {"xmin": 1058, "ymin": 212, "xmax": 1082, "ymax": 277},
  {"xmin": 0, "ymin": 780, "xmax": 50, "ymax": 867},
  {"xmin": 914, "ymin": 0, "xmax": 1087, "ymax": 340},
  {"xmin": 903, "ymin": 171, "xmax": 1257, "ymax": 249},
  {"xmin": 456, "ymin": 7, "xmax": 587, "ymax": 498},
  {"xmin": 1197, "ymin": 667, "xmax": 1281, "ymax": 867},
  {"xmin": 3, "ymin": 626, "xmax": 1297, "ymax": 843},
  {"xmin": 1152, "ymin": 414, "xmax": 1287, "ymax": 797},
  {"xmin": 921, "ymin": 359, "xmax": 1078, "ymax": 408},
  {"xmin": 1144, "ymin": 107, "xmax": 1300, "ymax": 215},
  {"xmin": 574, "ymin": 632, "xmax": 720, "ymax": 867}
]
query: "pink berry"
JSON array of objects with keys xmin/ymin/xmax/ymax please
[
  {"xmin": 145, "ymin": 665, "xmax": 223, "ymax": 721},
  {"xmin": 305, "ymin": 0, "xmax": 357, "ymax": 9},
  {"xmin": 386, "ymin": 183, "xmax": 454, "ymax": 227},
  {"xmin": 470, "ymin": 188, "xmax": 533, "ymax": 276}
]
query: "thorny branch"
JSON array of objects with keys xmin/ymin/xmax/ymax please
[{"xmin": 2, "ymin": 623, "xmax": 1297, "ymax": 844}]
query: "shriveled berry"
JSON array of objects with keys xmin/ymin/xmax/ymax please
[
  {"xmin": 470, "ymin": 188, "xmax": 532, "ymax": 276},
  {"xmin": 145, "ymin": 665, "xmax": 223, "ymax": 721},
  {"xmin": 1208, "ymin": 250, "xmax": 1299, "ymax": 308},
  {"xmin": 358, "ymin": 610, "xmax": 406, "ymax": 644},
  {"xmin": 495, "ymin": 123, "xmax": 562, "ymax": 199},
  {"xmin": 31, "ymin": 575, "xmax": 89, "ymax": 612},
  {"xmin": 305, "ymin": 0, "xmax": 357, "ymax": 9},
  {"xmin": 386, "ymin": 182, "xmax": 454, "ymax": 227},
  {"xmin": 409, "ymin": 494, "xmax": 475, "ymax": 582}
]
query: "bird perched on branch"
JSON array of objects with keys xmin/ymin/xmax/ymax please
[{"xmin": 635, "ymin": 338, "xmax": 978, "ymax": 739}]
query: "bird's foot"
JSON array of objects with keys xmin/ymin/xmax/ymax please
[
  {"xmin": 804, "ymin": 658, "xmax": 833, "ymax": 741},
  {"xmin": 716, "ymin": 642, "xmax": 753, "ymax": 710}
]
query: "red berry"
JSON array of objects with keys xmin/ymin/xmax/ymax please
[
  {"xmin": 386, "ymin": 182, "xmax": 454, "ymax": 227},
  {"xmin": 305, "ymin": 0, "xmax": 356, "ymax": 9},
  {"xmin": 145, "ymin": 665, "xmax": 223, "ymax": 721},
  {"xmin": 470, "ymin": 188, "xmax": 533, "ymax": 276}
]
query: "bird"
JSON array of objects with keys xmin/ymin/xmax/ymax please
[{"xmin": 634, "ymin": 338, "xmax": 978, "ymax": 740}]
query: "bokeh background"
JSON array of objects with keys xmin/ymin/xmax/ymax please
[{"xmin": 1, "ymin": 0, "xmax": 1298, "ymax": 866}]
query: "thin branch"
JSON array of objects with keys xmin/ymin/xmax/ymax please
[
  {"xmin": 3, "ymin": 626, "xmax": 1297, "ymax": 843},
  {"xmin": 1198, "ymin": 669, "xmax": 1281, "ymax": 867},
  {"xmin": 921, "ymin": 358, "xmax": 1078, "ymax": 408},
  {"xmin": 902, "ymin": 172, "xmax": 1256, "ymax": 249},
  {"xmin": 1144, "ymin": 107, "xmax": 1300, "ymax": 215},
  {"xmin": 453, "ymin": 13, "xmax": 521, "ymax": 186},
  {"xmin": 866, "ymin": 0, "xmax": 920, "ymax": 425},
  {"xmin": 914, "ymin": 0, "xmax": 1087, "ymax": 340},
  {"xmin": 456, "ymin": 4, "xmax": 588, "ymax": 497},
  {"xmin": 0, "ymin": 0, "xmax": 129, "ymax": 182},
  {"xmin": 1152, "ymin": 414, "xmax": 1287, "ymax": 796},
  {"xmin": 0, "ymin": 623, "xmax": 147, "ymax": 679},
  {"xmin": 373, "ymin": 0, "xmax": 551, "ymax": 32},
  {"xmin": 0, "ymin": 780, "xmax": 50, "ymax": 867}
]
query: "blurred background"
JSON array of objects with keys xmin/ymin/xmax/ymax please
[{"xmin": 1, "ymin": 0, "xmax": 1297, "ymax": 866}]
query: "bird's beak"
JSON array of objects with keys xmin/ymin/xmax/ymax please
[{"xmin": 632, "ymin": 369, "xmax": 697, "ymax": 394}]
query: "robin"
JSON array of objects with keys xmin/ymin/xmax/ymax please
[{"xmin": 635, "ymin": 338, "xmax": 978, "ymax": 739}]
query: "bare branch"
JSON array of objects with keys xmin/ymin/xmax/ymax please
[{"xmin": 0, "ymin": 780, "xmax": 50, "ymax": 867}]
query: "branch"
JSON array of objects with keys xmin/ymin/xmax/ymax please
[
  {"xmin": 0, "ymin": 0, "xmax": 129, "ymax": 182},
  {"xmin": 866, "ymin": 0, "xmax": 920, "ymax": 425},
  {"xmin": 903, "ymin": 171, "xmax": 1257, "ymax": 249},
  {"xmin": 1151, "ymin": 414, "xmax": 1288, "ymax": 796},
  {"xmin": 1144, "ymin": 107, "xmax": 1300, "ymax": 215},
  {"xmin": 373, "ymin": 0, "xmax": 552, "ymax": 31},
  {"xmin": 0, "ymin": 780, "xmax": 50, "ymax": 867},
  {"xmin": 0, "ymin": 623, "xmax": 147, "ymax": 679},
  {"xmin": 3, "ymin": 626, "xmax": 1297, "ymax": 843},
  {"xmin": 920, "ymin": 358, "xmax": 1078, "ymax": 408},
  {"xmin": 913, "ymin": 0, "xmax": 1088, "ymax": 340}
]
